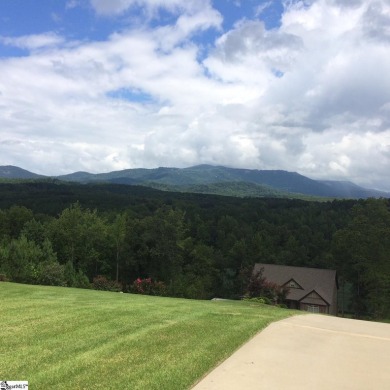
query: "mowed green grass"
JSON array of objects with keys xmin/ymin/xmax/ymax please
[{"xmin": 0, "ymin": 283, "xmax": 296, "ymax": 389}]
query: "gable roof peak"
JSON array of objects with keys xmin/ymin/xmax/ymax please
[{"xmin": 253, "ymin": 263, "xmax": 337, "ymax": 304}]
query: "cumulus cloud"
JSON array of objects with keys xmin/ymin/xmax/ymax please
[
  {"xmin": 0, "ymin": 0, "xmax": 389, "ymax": 190},
  {"xmin": 361, "ymin": 1, "xmax": 390, "ymax": 42},
  {"xmin": 205, "ymin": 20, "xmax": 304, "ymax": 83}
]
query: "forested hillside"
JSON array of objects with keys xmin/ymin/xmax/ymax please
[
  {"xmin": 2, "ymin": 164, "xmax": 388, "ymax": 198},
  {"xmin": 0, "ymin": 181, "xmax": 389, "ymax": 319}
]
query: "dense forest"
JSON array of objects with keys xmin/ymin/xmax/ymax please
[{"xmin": 0, "ymin": 181, "xmax": 389, "ymax": 319}]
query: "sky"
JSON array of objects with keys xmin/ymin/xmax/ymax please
[{"xmin": 0, "ymin": 0, "xmax": 389, "ymax": 191}]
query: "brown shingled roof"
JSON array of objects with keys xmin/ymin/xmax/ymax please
[{"xmin": 253, "ymin": 263, "xmax": 338, "ymax": 305}]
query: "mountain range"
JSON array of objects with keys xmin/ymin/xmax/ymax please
[{"xmin": 0, "ymin": 164, "xmax": 388, "ymax": 199}]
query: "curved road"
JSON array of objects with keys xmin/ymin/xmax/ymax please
[{"xmin": 192, "ymin": 314, "xmax": 390, "ymax": 390}]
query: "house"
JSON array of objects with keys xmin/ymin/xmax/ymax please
[{"xmin": 253, "ymin": 263, "xmax": 338, "ymax": 315}]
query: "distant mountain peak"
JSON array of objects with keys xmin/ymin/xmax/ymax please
[
  {"xmin": 0, "ymin": 164, "xmax": 388, "ymax": 199},
  {"xmin": 0, "ymin": 165, "xmax": 43, "ymax": 179}
]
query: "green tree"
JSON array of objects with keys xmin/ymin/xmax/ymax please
[
  {"xmin": 21, "ymin": 219, "xmax": 48, "ymax": 246},
  {"xmin": 110, "ymin": 213, "xmax": 127, "ymax": 282},
  {"xmin": 130, "ymin": 206, "xmax": 186, "ymax": 284},
  {"xmin": 332, "ymin": 199, "xmax": 390, "ymax": 319},
  {"xmin": 48, "ymin": 203, "xmax": 110, "ymax": 278},
  {"xmin": 0, "ymin": 206, "xmax": 34, "ymax": 239},
  {"xmin": 177, "ymin": 241, "xmax": 216, "ymax": 299},
  {"xmin": 0, "ymin": 236, "xmax": 57, "ymax": 283}
]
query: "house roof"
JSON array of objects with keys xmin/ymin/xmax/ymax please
[{"xmin": 253, "ymin": 263, "xmax": 338, "ymax": 306}]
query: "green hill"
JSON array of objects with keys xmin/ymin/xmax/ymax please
[
  {"xmin": 1, "ymin": 164, "xmax": 387, "ymax": 199},
  {"xmin": 0, "ymin": 165, "xmax": 44, "ymax": 179},
  {"xmin": 57, "ymin": 164, "xmax": 389, "ymax": 198},
  {"xmin": 147, "ymin": 180, "xmax": 324, "ymax": 200}
]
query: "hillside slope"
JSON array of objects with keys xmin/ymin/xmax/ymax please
[
  {"xmin": 0, "ymin": 165, "xmax": 44, "ymax": 179},
  {"xmin": 0, "ymin": 164, "xmax": 388, "ymax": 199},
  {"xmin": 58, "ymin": 164, "xmax": 388, "ymax": 198},
  {"xmin": 0, "ymin": 282, "xmax": 294, "ymax": 389}
]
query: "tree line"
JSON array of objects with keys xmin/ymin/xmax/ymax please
[{"xmin": 0, "ymin": 181, "xmax": 389, "ymax": 319}]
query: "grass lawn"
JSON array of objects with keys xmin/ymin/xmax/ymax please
[{"xmin": 0, "ymin": 282, "xmax": 297, "ymax": 389}]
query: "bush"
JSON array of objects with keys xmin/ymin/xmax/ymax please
[
  {"xmin": 246, "ymin": 270, "xmax": 289, "ymax": 304},
  {"xmin": 64, "ymin": 261, "xmax": 91, "ymax": 289},
  {"xmin": 92, "ymin": 275, "xmax": 122, "ymax": 292},
  {"xmin": 0, "ymin": 273, "xmax": 8, "ymax": 282},
  {"xmin": 242, "ymin": 296, "xmax": 272, "ymax": 305},
  {"xmin": 36, "ymin": 261, "xmax": 66, "ymax": 286},
  {"xmin": 74, "ymin": 271, "xmax": 91, "ymax": 289},
  {"xmin": 129, "ymin": 278, "xmax": 167, "ymax": 296}
]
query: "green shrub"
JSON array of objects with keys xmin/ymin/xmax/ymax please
[
  {"xmin": 64, "ymin": 260, "xmax": 77, "ymax": 287},
  {"xmin": 242, "ymin": 296, "xmax": 272, "ymax": 305},
  {"xmin": 36, "ymin": 261, "xmax": 66, "ymax": 286},
  {"xmin": 92, "ymin": 275, "xmax": 122, "ymax": 292},
  {"xmin": 0, "ymin": 273, "xmax": 8, "ymax": 282},
  {"xmin": 74, "ymin": 270, "xmax": 91, "ymax": 289},
  {"xmin": 63, "ymin": 261, "xmax": 90, "ymax": 289}
]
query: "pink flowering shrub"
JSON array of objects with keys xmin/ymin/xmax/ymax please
[
  {"xmin": 130, "ymin": 277, "xmax": 167, "ymax": 296},
  {"xmin": 245, "ymin": 270, "xmax": 289, "ymax": 304}
]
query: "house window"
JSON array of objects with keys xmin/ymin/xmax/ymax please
[{"xmin": 307, "ymin": 305, "xmax": 320, "ymax": 313}]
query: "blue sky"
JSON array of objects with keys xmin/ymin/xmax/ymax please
[
  {"xmin": 0, "ymin": 0, "xmax": 390, "ymax": 191},
  {"xmin": 0, "ymin": 0, "xmax": 284, "ymax": 52}
]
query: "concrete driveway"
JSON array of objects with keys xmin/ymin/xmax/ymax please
[{"xmin": 192, "ymin": 314, "xmax": 390, "ymax": 390}]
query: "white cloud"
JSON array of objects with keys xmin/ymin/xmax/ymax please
[
  {"xmin": 89, "ymin": 0, "xmax": 214, "ymax": 17},
  {"xmin": 255, "ymin": 1, "xmax": 273, "ymax": 18},
  {"xmin": 205, "ymin": 19, "xmax": 303, "ymax": 85},
  {"xmin": 0, "ymin": 33, "xmax": 65, "ymax": 50},
  {"xmin": 51, "ymin": 13, "xmax": 62, "ymax": 23},
  {"xmin": 300, "ymin": 130, "xmax": 390, "ymax": 190},
  {"xmin": 66, "ymin": 0, "xmax": 80, "ymax": 9},
  {"xmin": 1, "ymin": 0, "xmax": 390, "ymax": 190}
]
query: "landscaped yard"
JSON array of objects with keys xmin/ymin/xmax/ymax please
[{"xmin": 0, "ymin": 283, "xmax": 296, "ymax": 389}]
